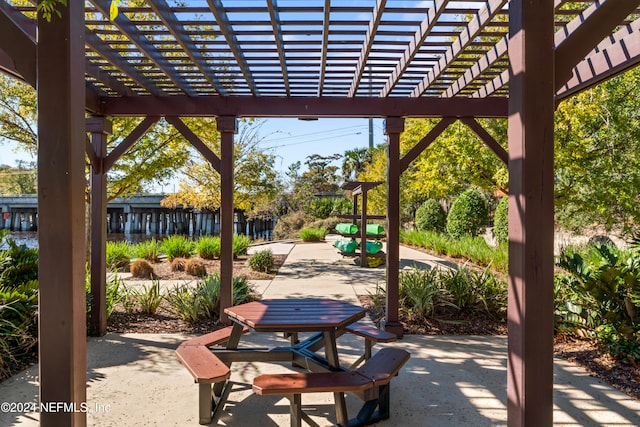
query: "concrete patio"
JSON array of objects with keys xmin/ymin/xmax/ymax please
[{"xmin": 1, "ymin": 240, "xmax": 639, "ymax": 426}]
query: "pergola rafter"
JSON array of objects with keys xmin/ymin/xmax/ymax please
[
  {"xmin": 348, "ymin": 0, "xmax": 386, "ymax": 98},
  {"xmin": 90, "ymin": 0, "xmax": 198, "ymax": 96},
  {"xmin": 148, "ymin": 0, "xmax": 227, "ymax": 96},
  {"xmin": 410, "ymin": 0, "xmax": 508, "ymax": 98},
  {"xmin": 207, "ymin": 0, "xmax": 258, "ymax": 96},
  {"xmin": 266, "ymin": 0, "xmax": 290, "ymax": 96}
]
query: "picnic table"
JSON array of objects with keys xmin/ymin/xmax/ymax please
[{"xmin": 177, "ymin": 298, "xmax": 408, "ymax": 426}]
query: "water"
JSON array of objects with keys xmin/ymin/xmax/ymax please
[{"xmin": 2, "ymin": 231, "xmax": 172, "ymax": 249}]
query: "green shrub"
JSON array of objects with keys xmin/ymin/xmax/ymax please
[
  {"xmin": 272, "ymin": 211, "xmax": 313, "ymax": 240},
  {"xmin": 330, "ymin": 198, "xmax": 353, "ymax": 216},
  {"xmin": 415, "ymin": 199, "xmax": 446, "ymax": 232},
  {"xmin": 166, "ymin": 285, "xmax": 201, "ymax": 322},
  {"xmin": 400, "ymin": 267, "xmax": 454, "ymax": 318},
  {"xmin": 446, "ymin": 189, "xmax": 489, "ymax": 239},
  {"xmin": 161, "ymin": 235, "xmax": 194, "ymax": 261},
  {"xmin": 0, "ymin": 239, "xmax": 38, "ymax": 289},
  {"xmin": 106, "ymin": 241, "xmax": 131, "ymax": 271},
  {"xmin": 132, "ymin": 239, "xmax": 160, "ymax": 262},
  {"xmin": 300, "ymin": 228, "xmax": 326, "ymax": 242},
  {"xmin": 134, "ymin": 280, "xmax": 164, "ymax": 315},
  {"xmin": 494, "ymin": 196, "xmax": 508, "ymax": 244},
  {"xmin": 233, "ymin": 234, "xmax": 251, "ymax": 258},
  {"xmin": 306, "ymin": 198, "xmax": 334, "ymax": 219},
  {"xmin": 196, "ymin": 236, "xmax": 221, "ymax": 259},
  {"xmin": 248, "ymin": 249, "xmax": 275, "ymax": 272}
]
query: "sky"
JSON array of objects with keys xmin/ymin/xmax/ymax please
[
  {"xmin": 254, "ymin": 117, "xmax": 386, "ymax": 173},
  {"xmin": 0, "ymin": 117, "xmax": 387, "ymax": 191}
]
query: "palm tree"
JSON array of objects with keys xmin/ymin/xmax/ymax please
[{"xmin": 341, "ymin": 147, "xmax": 372, "ymax": 181}]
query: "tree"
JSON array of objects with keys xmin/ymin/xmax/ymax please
[
  {"xmin": 0, "ymin": 161, "xmax": 37, "ymax": 194},
  {"xmin": 0, "ymin": 73, "xmax": 191, "ymax": 200},
  {"xmin": 554, "ymin": 67, "xmax": 640, "ymax": 234},
  {"xmin": 162, "ymin": 120, "xmax": 279, "ymax": 215},
  {"xmin": 341, "ymin": 147, "xmax": 372, "ymax": 181}
]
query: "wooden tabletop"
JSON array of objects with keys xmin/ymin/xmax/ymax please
[{"xmin": 224, "ymin": 298, "xmax": 367, "ymax": 333}]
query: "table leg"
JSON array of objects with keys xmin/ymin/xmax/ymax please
[
  {"xmin": 323, "ymin": 331, "xmax": 349, "ymax": 426},
  {"xmin": 213, "ymin": 322, "xmax": 245, "ymax": 396}
]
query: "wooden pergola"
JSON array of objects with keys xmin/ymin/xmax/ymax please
[{"xmin": 1, "ymin": 1, "xmax": 639, "ymax": 425}]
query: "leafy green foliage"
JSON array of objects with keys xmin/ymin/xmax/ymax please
[
  {"xmin": 162, "ymin": 120, "xmax": 279, "ymax": 213},
  {"xmin": 195, "ymin": 236, "xmax": 221, "ymax": 259},
  {"xmin": 399, "ymin": 268, "xmax": 450, "ymax": 319},
  {"xmin": 0, "ymin": 162, "xmax": 37, "ymax": 195},
  {"xmin": 248, "ymin": 249, "xmax": 274, "ymax": 273},
  {"xmin": 300, "ymin": 228, "xmax": 327, "ymax": 242},
  {"xmin": 134, "ymin": 281, "xmax": 164, "ymax": 315},
  {"xmin": 493, "ymin": 196, "xmax": 508, "ymax": 244},
  {"xmin": 400, "ymin": 229, "xmax": 508, "ymax": 274},
  {"xmin": 161, "ymin": 235, "xmax": 194, "ymax": 261},
  {"xmin": 446, "ymin": 189, "xmax": 489, "ymax": 239},
  {"xmin": 132, "ymin": 239, "xmax": 160, "ymax": 262},
  {"xmin": 106, "ymin": 241, "xmax": 131, "ymax": 271},
  {"xmin": 0, "ymin": 240, "xmax": 38, "ymax": 289},
  {"xmin": 556, "ymin": 243, "xmax": 640, "ymax": 363},
  {"xmin": 232, "ymin": 234, "xmax": 251, "ymax": 258},
  {"xmin": 440, "ymin": 265, "xmax": 506, "ymax": 314},
  {"xmin": 166, "ymin": 274, "xmax": 257, "ymax": 322},
  {"xmin": 415, "ymin": 199, "xmax": 446, "ymax": 232}
]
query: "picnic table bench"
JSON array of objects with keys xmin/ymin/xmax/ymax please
[
  {"xmin": 175, "ymin": 326, "xmax": 249, "ymax": 424},
  {"xmin": 253, "ymin": 347, "xmax": 411, "ymax": 427}
]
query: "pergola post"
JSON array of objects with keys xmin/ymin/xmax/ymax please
[
  {"xmin": 507, "ymin": 1, "xmax": 555, "ymax": 426},
  {"xmin": 87, "ymin": 117, "xmax": 112, "ymax": 337},
  {"xmin": 384, "ymin": 117, "xmax": 404, "ymax": 338},
  {"xmin": 37, "ymin": 2, "xmax": 87, "ymax": 426},
  {"xmin": 217, "ymin": 116, "xmax": 237, "ymax": 322}
]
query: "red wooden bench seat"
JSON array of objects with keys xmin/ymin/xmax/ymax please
[
  {"xmin": 175, "ymin": 325, "xmax": 248, "ymax": 424},
  {"xmin": 253, "ymin": 347, "xmax": 410, "ymax": 427},
  {"xmin": 344, "ymin": 322, "xmax": 397, "ymax": 368}
]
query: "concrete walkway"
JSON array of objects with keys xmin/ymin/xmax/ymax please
[{"xmin": 1, "ymin": 239, "xmax": 640, "ymax": 426}]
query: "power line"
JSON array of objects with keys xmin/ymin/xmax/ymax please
[{"xmin": 261, "ymin": 131, "xmax": 364, "ymax": 150}]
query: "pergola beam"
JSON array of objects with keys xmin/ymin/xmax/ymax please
[
  {"xmin": 0, "ymin": 0, "xmax": 36, "ymax": 86},
  {"xmin": 459, "ymin": 117, "xmax": 508, "ymax": 165},
  {"xmin": 85, "ymin": 31, "xmax": 165, "ymax": 96},
  {"xmin": 318, "ymin": 0, "xmax": 331, "ymax": 96},
  {"xmin": 554, "ymin": 0, "xmax": 640, "ymax": 91},
  {"xmin": 474, "ymin": 0, "xmax": 640, "ymax": 98},
  {"xmin": 100, "ymin": 95, "xmax": 509, "ymax": 118},
  {"xmin": 165, "ymin": 116, "xmax": 221, "ymax": 173},
  {"xmin": 443, "ymin": 35, "xmax": 507, "ymax": 98},
  {"xmin": 103, "ymin": 116, "xmax": 160, "ymax": 172},
  {"xmin": 399, "ymin": 117, "xmax": 455, "ymax": 173}
]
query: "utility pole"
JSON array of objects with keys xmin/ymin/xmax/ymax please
[{"xmin": 368, "ymin": 64, "xmax": 374, "ymax": 148}]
